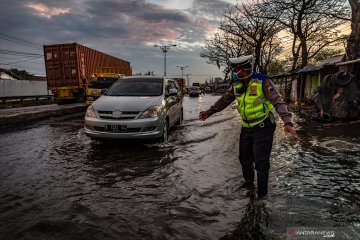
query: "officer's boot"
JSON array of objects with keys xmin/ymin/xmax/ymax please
[
  {"xmin": 241, "ymin": 165, "xmax": 255, "ymax": 189},
  {"xmin": 257, "ymin": 171, "xmax": 269, "ymax": 198}
]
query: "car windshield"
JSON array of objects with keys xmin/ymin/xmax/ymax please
[
  {"xmin": 105, "ymin": 78, "xmax": 163, "ymax": 96},
  {"xmin": 189, "ymin": 86, "xmax": 199, "ymax": 90}
]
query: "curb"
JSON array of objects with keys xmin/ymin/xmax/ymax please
[{"xmin": 0, "ymin": 104, "xmax": 87, "ymax": 129}]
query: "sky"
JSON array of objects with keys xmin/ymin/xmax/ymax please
[{"xmin": 0, "ymin": 0, "xmax": 239, "ymax": 84}]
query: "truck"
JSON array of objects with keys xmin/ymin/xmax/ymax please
[
  {"xmin": 171, "ymin": 78, "xmax": 186, "ymax": 94},
  {"xmin": 85, "ymin": 67, "xmax": 126, "ymax": 105},
  {"xmin": 43, "ymin": 43, "xmax": 131, "ymax": 104}
]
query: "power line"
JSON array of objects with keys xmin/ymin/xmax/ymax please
[
  {"xmin": 0, "ymin": 54, "xmax": 43, "ymax": 61},
  {"xmin": 0, "ymin": 62, "xmax": 45, "ymax": 72},
  {"xmin": 3, "ymin": 56, "xmax": 43, "ymax": 65},
  {"xmin": 0, "ymin": 49, "xmax": 43, "ymax": 57},
  {"xmin": 0, "ymin": 32, "xmax": 42, "ymax": 49}
]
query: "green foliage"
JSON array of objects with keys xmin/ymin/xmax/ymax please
[
  {"xmin": 267, "ymin": 59, "xmax": 290, "ymax": 76},
  {"xmin": 7, "ymin": 68, "xmax": 33, "ymax": 79},
  {"xmin": 311, "ymin": 48, "xmax": 344, "ymax": 64}
]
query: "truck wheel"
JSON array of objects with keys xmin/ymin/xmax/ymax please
[{"xmin": 160, "ymin": 121, "xmax": 169, "ymax": 142}]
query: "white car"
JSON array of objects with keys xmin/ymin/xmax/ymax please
[{"xmin": 84, "ymin": 76, "xmax": 183, "ymax": 141}]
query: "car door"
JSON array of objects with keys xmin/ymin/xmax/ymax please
[
  {"xmin": 171, "ymin": 80, "xmax": 183, "ymax": 118},
  {"xmin": 165, "ymin": 80, "xmax": 178, "ymax": 127}
]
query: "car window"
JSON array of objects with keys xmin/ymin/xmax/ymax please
[
  {"xmin": 105, "ymin": 78, "xmax": 163, "ymax": 96},
  {"xmin": 165, "ymin": 81, "xmax": 171, "ymax": 95},
  {"xmin": 169, "ymin": 80, "xmax": 179, "ymax": 90}
]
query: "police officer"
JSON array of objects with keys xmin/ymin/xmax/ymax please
[{"xmin": 199, "ymin": 55, "xmax": 300, "ymax": 198}]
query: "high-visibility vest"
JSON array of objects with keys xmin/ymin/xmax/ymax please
[{"xmin": 232, "ymin": 73, "xmax": 274, "ymax": 128}]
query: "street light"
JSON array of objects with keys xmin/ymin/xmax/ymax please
[
  {"xmin": 176, "ymin": 65, "xmax": 188, "ymax": 81},
  {"xmin": 184, "ymin": 73, "xmax": 191, "ymax": 88},
  {"xmin": 154, "ymin": 44, "xmax": 177, "ymax": 77}
]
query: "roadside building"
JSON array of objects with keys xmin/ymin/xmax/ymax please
[
  {"xmin": 296, "ymin": 55, "xmax": 344, "ymax": 99},
  {"xmin": 269, "ymin": 55, "xmax": 344, "ymax": 103},
  {"xmin": 271, "ymin": 55, "xmax": 359, "ymax": 120},
  {"xmin": 0, "ymin": 72, "xmax": 16, "ymax": 80}
]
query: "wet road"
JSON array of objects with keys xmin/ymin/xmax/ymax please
[{"xmin": 0, "ymin": 95, "xmax": 359, "ymax": 240}]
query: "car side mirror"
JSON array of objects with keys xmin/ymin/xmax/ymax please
[{"xmin": 101, "ymin": 88, "xmax": 107, "ymax": 95}]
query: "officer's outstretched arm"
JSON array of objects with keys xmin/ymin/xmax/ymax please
[
  {"xmin": 199, "ymin": 111, "xmax": 209, "ymax": 121},
  {"xmin": 284, "ymin": 124, "xmax": 301, "ymax": 141}
]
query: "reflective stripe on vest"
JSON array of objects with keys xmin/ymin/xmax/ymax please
[{"xmin": 233, "ymin": 79, "xmax": 274, "ymax": 128}]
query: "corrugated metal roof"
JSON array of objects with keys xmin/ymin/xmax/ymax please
[
  {"xmin": 297, "ymin": 55, "xmax": 344, "ymax": 73},
  {"xmin": 336, "ymin": 58, "xmax": 360, "ymax": 66},
  {"xmin": 297, "ymin": 65, "xmax": 318, "ymax": 73}
]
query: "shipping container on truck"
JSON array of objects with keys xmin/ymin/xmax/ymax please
[
  {"xmin": 43, "ymin": 43, "xmax": 131, "ymax": 104},
  {"xmin": 170, "ymin": 78, "xmax": 186, "ymax": 94}
]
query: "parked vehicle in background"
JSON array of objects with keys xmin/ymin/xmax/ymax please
[
  {"xmin": 84, "ymin": 76, "xmax": 183, "ymax": 142},
  {"xmin": 43, "ymin": 43, "xmax": 131, "ymax": 104},
  {"xmin": 214, "ymin": 82, "xmax": 231, "ymax": 94},
  {"xmin": 188, "ymin": 86, "xmax": 201, "ymax": 97}
]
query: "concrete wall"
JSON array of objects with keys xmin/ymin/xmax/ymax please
[{"xmin": 0, "ymin": 79, "xmax": 51, "ymax": 97}]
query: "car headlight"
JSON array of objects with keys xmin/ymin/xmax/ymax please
[
  {"xmin": 85, "ymin": 105, "xmax": 97, "ymax": 118},
  {"xmin": 140, "ymin": 106, "xmax": 161, "ymax": 118}
]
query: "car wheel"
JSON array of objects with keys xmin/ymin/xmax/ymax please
[
  {"xmin": 176, "ymin": 109, "xmax": 183, "ymax": 125},
  {"xmin": 160, "ymin": 121, "xmax": 169, "ymax": 142}
]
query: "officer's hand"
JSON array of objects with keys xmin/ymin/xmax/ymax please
[
  {"xmin": 284, "ymin": 125, "xmax": 301, "ymax": 141},
  {"xmin": 199, "ymin": 111, "xmax": 208, "ymax": 121}
]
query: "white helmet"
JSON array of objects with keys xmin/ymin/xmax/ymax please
[{"xmin": 229, "ymin": 55, "xmax": 253, "ymax": 69}]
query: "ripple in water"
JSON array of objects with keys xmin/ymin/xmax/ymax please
[{"xmin": 314, "ymin": 139, "xmax": 360, "ymax": 153}]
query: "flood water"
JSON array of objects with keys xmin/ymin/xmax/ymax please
[{"xmin": 0, "ymin": 95, "xmax": 359, "ymax": 240}]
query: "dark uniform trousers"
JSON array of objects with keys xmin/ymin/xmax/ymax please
[{"xmin": 239, "ymin": 118, "xmax": 276, "ymax": 195}]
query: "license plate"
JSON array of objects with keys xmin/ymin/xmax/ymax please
[{"xmin": 105, "ymin": 125, "xmax": 127, "ymax": 132}]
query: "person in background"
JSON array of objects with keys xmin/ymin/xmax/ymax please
[{"xmin": 199, "ymin": 55, "xmax": 300, "ymax": 198}]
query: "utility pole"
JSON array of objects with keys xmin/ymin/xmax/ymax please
[
  {"xmin": 154, "ymin": 44, "xmax": 177, "ymax": 77},
  {"xmin": 184, "ymin": 73, "xmax": 191, "ymax": 87},
  {"xmin": 176, "ymin": 65, "xmax": 188, "ymax": 81}
]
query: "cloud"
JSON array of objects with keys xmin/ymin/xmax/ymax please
[
  {"xmin": 27, "ymin": 2, "xmax": 71, "ymax": 18},
  {"xmin": 0, "ymin": 0, "xmax": 236, "ymax": 79},
  {"xmin": 2, "ymin": 0, "xmax": 233, "ymax": 46},
  {"xmin": 83, "ymin": 0, "xmax": 192, "ymax": 43}
]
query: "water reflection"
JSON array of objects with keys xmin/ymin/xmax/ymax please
[
  {"xmin": 221, "ymin": 192, "xmax": 271, "ymax": 240},
  {"xmin": 84, "ymin": 140, "xmax": 177, "ymax": 185}
]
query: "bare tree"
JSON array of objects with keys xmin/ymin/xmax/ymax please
[
  {"xmin": 330, "ymin": 0, "xmax": 360, "ymax": 119},
  {"xmin": 262, "ymin": 0, "xmax": 350, "ymax": 70},
  {"xmin": 200, "ymin": 31, "xmax": 249, "ymax": 80},
  {"xmin": 345, "ymin": 0, "xmax": 360, "ymax": 62},
  {"xmin": 220, "ymin": 1, "xmax": 282, "ymax": 72},
  {"xmin": 200, "ymin": 1, "xmax": 282, "ymax": 77}
]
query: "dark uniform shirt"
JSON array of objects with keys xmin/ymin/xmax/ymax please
[{"xmin": 206, "ymin": 79, "xmax": 293, "ymax": 125}]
